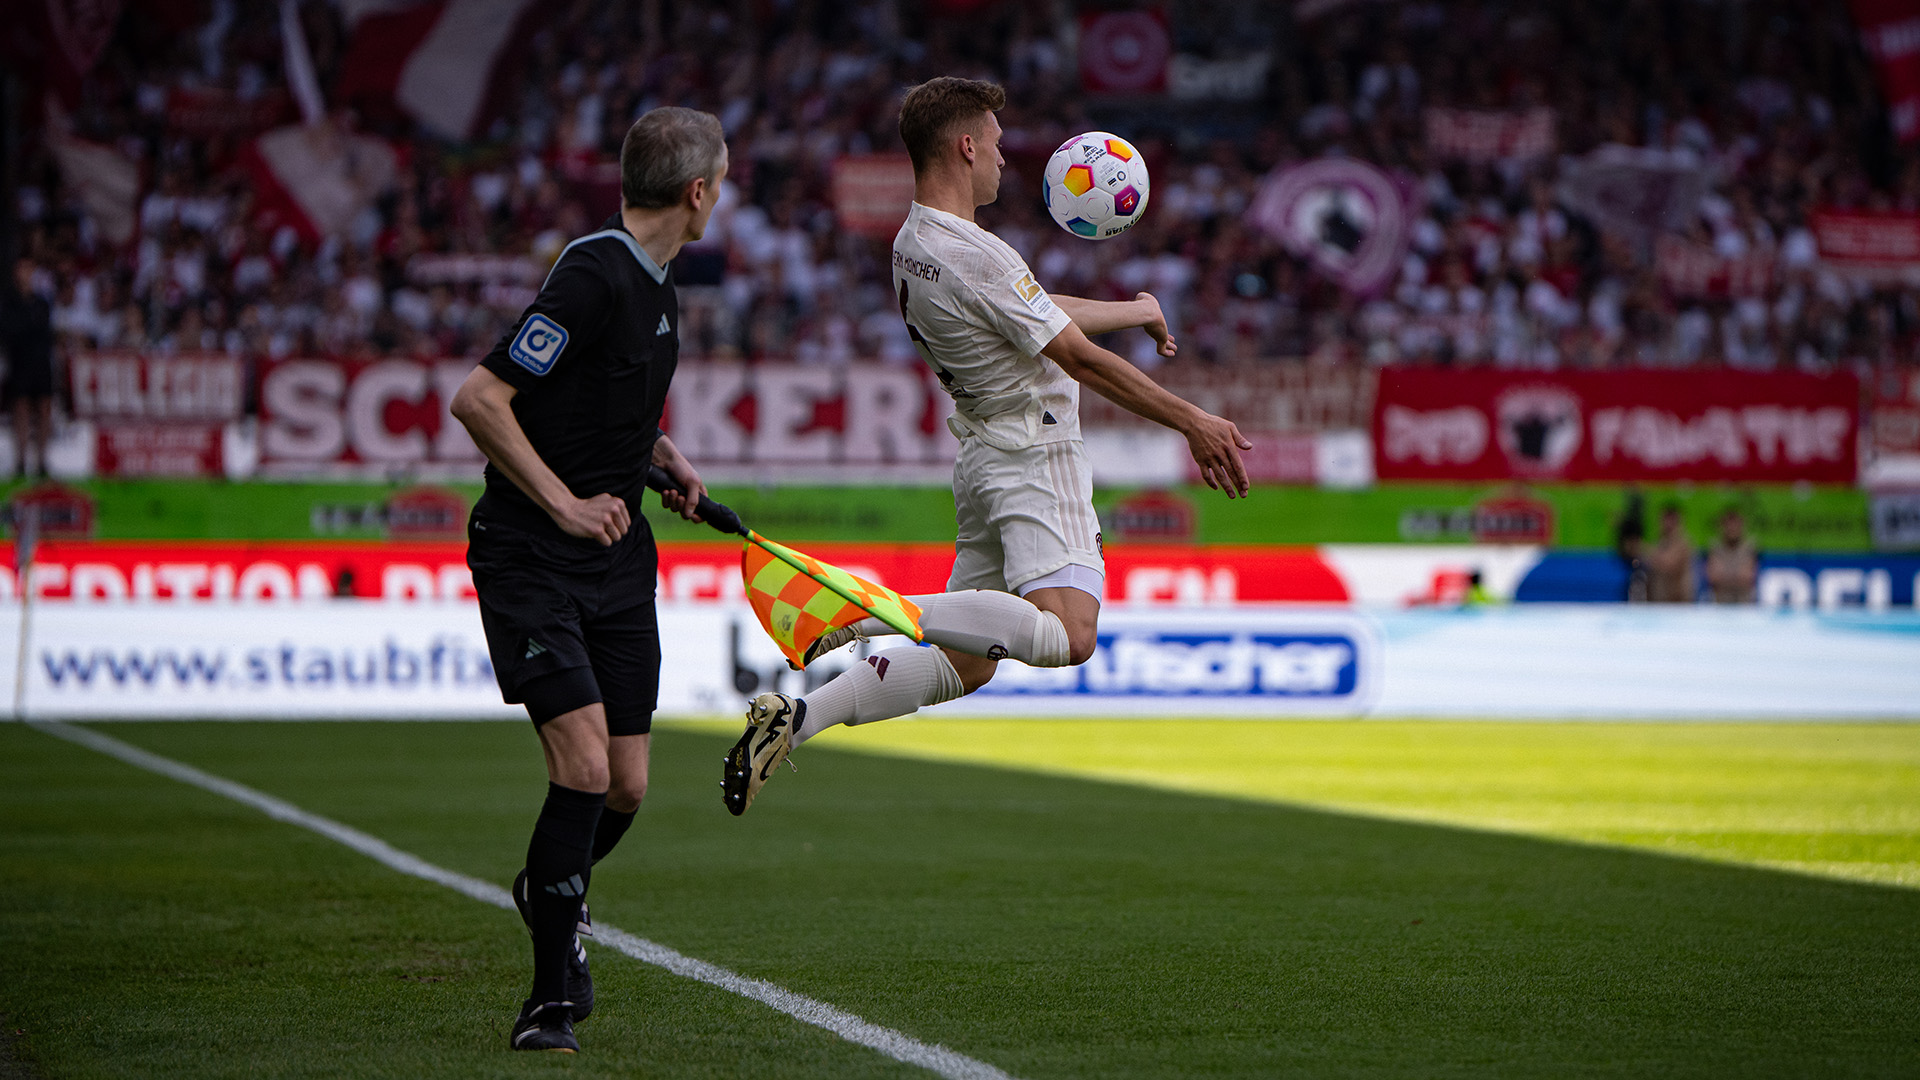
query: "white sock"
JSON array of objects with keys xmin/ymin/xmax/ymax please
[
  {"xmin": 848, "ymin": 590, "xmax": 1072, "ymax": 667},
  {"xmin": 792, "ymin": 646, "xmax": 964, "ymax": 745}
]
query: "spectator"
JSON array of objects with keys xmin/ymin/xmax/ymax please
[
  {"xmin": 1615, "ymin": 491, "xmax": 1650, "ymax": 603},
  {"xmin": 1, "ymin": 260, "xmax": 57, "ymax": 478},
  {"xmin": 1645, "ymin": 503, "xmax": 1698, "ymax": 603},
  {"xmin": 7, "ymin": 0, "xmax": 1918, "ymax": 384},
  {"xmin": 1705, "ymin": 508, "xmax": 1760, "ymax": 603}
]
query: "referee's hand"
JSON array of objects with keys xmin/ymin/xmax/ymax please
[{"xmin": 557, "ymin": 494, "xmax": 631, "ymax": 546}]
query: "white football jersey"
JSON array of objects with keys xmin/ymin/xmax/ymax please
[{"xmin": 891, "ymin": 201, "xmax": 1077, "ymax": 450}]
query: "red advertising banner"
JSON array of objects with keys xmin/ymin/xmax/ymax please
[
  {"xmin": 0, "ymin": 540, "xmax": 1351, "ymax": 605},
  {"xmin": 1373, "ymin": 369, "xmax": 1860, "ymax": 483},
  {"xmin": 1851, "ymin": 0, "xmax": 1920, "ymax": 142}
]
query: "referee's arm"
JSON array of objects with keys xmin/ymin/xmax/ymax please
[{"xmin": 451, "ymin": 367, "xmax": 633, "ymax": 546}]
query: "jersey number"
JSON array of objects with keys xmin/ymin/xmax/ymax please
[{"xmin": 898, "ymin": 281, "xmax": 971, "ymax": 399}]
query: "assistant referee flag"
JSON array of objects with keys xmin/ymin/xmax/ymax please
[{"xmin": 742, "ymin": 531, "xmax": 923, "ymax": 668}]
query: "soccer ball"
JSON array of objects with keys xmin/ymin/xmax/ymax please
[{"xmin": 1043, "ymin": 131, "xmax": 1150, "ymax": 239}]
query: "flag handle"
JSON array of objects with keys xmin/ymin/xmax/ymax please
[{"xmin": 645, "ymin": 465, "xmax": 747, "ymax": 537}]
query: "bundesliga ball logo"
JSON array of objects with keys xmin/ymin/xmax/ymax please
[{"xmin": 1043, "ymin": 131, "xmax": 1150, "ymax": 240}]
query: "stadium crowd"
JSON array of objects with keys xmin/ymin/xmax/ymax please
[{"xmin": 10, "ymin": 0, "xmax": 1918, "ymax": 395}]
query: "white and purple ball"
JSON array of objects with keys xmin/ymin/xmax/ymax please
[{"xmin": 1042, "ymin": 131, "xmax": 1149, "ymax": 240}]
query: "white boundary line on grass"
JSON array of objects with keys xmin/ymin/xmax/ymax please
[{"xmin": 30, "ymin": 721, "xmax": 1019, "ymax": 1080}]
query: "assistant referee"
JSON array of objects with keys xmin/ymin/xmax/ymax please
[{"xmin": 449, "ymin": 106, "xmax": 725, "ymax": 1054}]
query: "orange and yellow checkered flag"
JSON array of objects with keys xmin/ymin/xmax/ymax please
[{"xmin": 742, "ymin": 531, "xmax": 923, "ymax": 669}]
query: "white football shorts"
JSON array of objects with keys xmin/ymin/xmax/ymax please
[{"xmin": 946, "ymin": 436, "xmax": 1106, "ymax": 599}]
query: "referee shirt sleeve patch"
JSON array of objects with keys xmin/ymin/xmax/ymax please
[{"xmin": 508, "ymin": 314, "xmax": 569, "ymax": 375}]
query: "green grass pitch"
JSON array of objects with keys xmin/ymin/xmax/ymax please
[{"xmin": 2, "ymin": 718, "xmax": 1917, "ymax": 1079}]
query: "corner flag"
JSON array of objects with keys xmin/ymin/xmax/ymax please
[{"xmin": 742, "ymin": 531, "xmax": 923, "ymax": 668}]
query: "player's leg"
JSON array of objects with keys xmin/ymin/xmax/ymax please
[{"xmin": 787, "ymin": 452, "xmax": 1010, "ymax": 746}]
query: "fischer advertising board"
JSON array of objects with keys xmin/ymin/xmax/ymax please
[
  {"xmin": 1373, "ymin": 369, "xmax": 1859, "ymax": 483},
  {"xmin": 3, "ymin": 601, "xmax": 1914, "ymax": 720}
]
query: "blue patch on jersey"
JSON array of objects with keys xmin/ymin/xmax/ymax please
[{"xmin": 508, "ymin": 314, "xmax": 568, "ymax": 375}]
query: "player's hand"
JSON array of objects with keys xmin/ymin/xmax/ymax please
[
  {"xmin": 557, "ymin": 493, "xmax": 630, "ymax": 546},
  {"xmin": 1136, "ymin": 292, "xmax": 1177, "ymax": 358},
  {"xmin": 658, "ymin": 459, "xmax": 707, "ymax": 524},
  {"xmin": 1184, "ymin": 413, "xmax": 1253, "ymax": 499}
]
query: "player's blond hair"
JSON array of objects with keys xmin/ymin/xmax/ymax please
[{"xmin": 898, "ymin": 77, "xmax": 1006, "ymax": 174}]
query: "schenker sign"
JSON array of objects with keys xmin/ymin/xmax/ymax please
[{"xmin": 256, "ymin": 358, "xmax": 956, "ymax": 472}]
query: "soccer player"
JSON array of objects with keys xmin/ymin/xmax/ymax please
[
  {"xmin": 449, "ymin": 107, "xmax": 724, "ymax": 1052},
  {"xmin": 722, "ymin": 78, "xmax": 1249, "ymax": 814}
]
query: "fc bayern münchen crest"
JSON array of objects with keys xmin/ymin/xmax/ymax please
[{"xmin": 1247, "ymin": 158, "xmax": 1417, "ymax": 298}]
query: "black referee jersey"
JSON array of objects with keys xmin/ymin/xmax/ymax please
[{"xmin": 474, "ymin": 214, "xmax": 679, "ymax": 541}]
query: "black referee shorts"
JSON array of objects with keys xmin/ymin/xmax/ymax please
[{"xmin": 467, "ymin": 514, "xmax": 660, "ymax": 737}]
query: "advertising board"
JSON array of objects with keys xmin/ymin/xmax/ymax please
[
  {"xmin": 3, "ymin": 601, "xmax": 1914, "ymax": 721},
  {"xmin": 1374, "ymin": 369, "xmax": 1859, "ymax": 483}
]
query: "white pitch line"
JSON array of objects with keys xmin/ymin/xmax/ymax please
[{"xmin": 30, "ymin": 721, "xmax": 1018, "ymax": 1080}]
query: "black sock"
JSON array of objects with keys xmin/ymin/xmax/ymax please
[
  {"xmin": 591, "ymin": 806, "xmax": 637, "ymax": 865},
  {"xmin": 523, "ymin": 782, "xmax": 605, "ymax": 1005}
]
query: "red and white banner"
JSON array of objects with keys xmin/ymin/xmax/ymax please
[
  {"xmin": 256, "ymin": 359, "xmax": 958, "ymax": 472},
  {"xmin": 831, "ymin": 156, "xmax": 916, "ymax": 239},
  {"xmin": 258, "ymin": 357, "xmax": 481, "ymax": 469},
  {"xmin": 1811, "ymin": 208, "xmax": 1920, "ymax": 271},
  {"xmin": 1654, "ymin": 236, "xmax": 1775, "ymax": 298},
  {"xmin": 663, "ymin": 363, "xmax": 957, "ymax": 467},
  {"xmin": 335, "ymin": 0, "xmax": 541, "ymax": 141},
  {"xmin": 70, "ymin": 352, "xmax": 244, "ymax": 421},
  {"xmin": 94, "ymin": 423, "xmax": 224, "ymax": 478},
  {"xmin": 1078, "ymin": 10, "xmax": 1171, "ymax": 94},
  {"xmin": 1852, "ymin": 0, "xmax": 1920, "ymax": 142},
  {"xmin": 1424, "ymin": 107, "xmax": 1555, "ymax": 162},
  {"xmin": 1373, "ymin": 369, "xmax": 1860, "ymax": 483}
]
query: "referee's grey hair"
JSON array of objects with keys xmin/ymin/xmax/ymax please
[{"xmin": 620, "ymin": 107, "xmax": 727, "ymax": 210}]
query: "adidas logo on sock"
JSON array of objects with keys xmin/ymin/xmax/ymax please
[
  {"xmin": 543, "ymin": 873, "xmax": 585, "ymax": 898},
  {"xmin": 524, "ymin": 639, "xmax": 548, "ymax": 659}
]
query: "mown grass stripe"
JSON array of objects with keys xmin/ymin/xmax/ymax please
[{"xmin": 27, "ymin": 720, "xmax": 1016, "ymax": 1080}]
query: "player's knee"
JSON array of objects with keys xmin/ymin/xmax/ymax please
[
  {"xmin": 565, "ymin": 761, "xmax": 611, "ymax": 793},
  {"xmin": 945, "ymin": 648, "xmax": 997, "ymax": 694},
  {"xmin": 1066, "ymin": 629, "xmax": 1098, "ymax": 667},
  {"xmin": 606, "ymin": 778, "xmax": 647, "ymax": 813}
]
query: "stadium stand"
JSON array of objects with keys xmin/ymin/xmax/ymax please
[{"xmin": 6, "ymin": 0, "xmax": 1916, "ymax": 393}]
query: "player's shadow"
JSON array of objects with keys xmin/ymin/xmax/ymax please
[{"xmin": 619, "ymin": 729, "xmax": 1920, "ymax": 1080}]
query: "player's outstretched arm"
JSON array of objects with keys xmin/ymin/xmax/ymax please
[
  {"xmin": 1052, "ymin": 291, "xmax": 1177, "ymax": 358},
  {"xmin": 1039, "ymin": 322, "xmax": 1252, "ymax": 498},
  {"xmin": 450, "ymin": 365, "xmax": 631, "ymax": 545}
]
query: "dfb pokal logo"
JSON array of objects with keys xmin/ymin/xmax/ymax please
[{"xmin": 1495, "ymin": 386, "xmax": 1582, "ymax": 475}]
